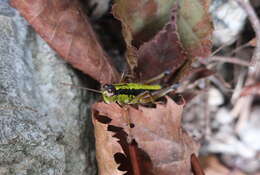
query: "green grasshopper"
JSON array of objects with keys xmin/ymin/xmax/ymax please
[
  {"xmin": 62, "ymin": 71, "xmax": 179, "ymax": 105},
  {"xmin": 101, "ymin": 83, "xmax": 179, "ymax": 105}
]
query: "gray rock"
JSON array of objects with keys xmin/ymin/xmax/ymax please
[
  {"xmin": 210, "ymin": 0, "xmax": 248, "ymax": 46},
  {"xmin": 0, "ymin": 0, "xmax": 14, "ymax": 17},
  {"xmin": 238, "ymin": 107, "xmax": 260, "ymax": 154},
  {"xmin": 0, "ymin": 2, "xmax": 96, "ymax": 175}
]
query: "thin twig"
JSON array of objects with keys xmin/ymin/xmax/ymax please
[
  {"xmin": 231, "ymin": 70, "xmax": 246, "ymax": 104},
  {"xmin": 231, "ymin": 0, "xmax": 260, "ymax": 130},
  {"xmin": 231, "ymin": 38, "xmax": 256, "ymax": 54},
  {"xmin": 210, "ymin": 56, "xmax": 251, "ymax": 66},
  {"xmin": 235, "ymin": 96, "xmax": 253, "ymax": 131},
  {"xmin": 210, "ymin": 43, "xmax": 230, "ymax": 57},
  {"xmin": 235, "ymin": 0, "xmax": 260, "ymax": 80}
]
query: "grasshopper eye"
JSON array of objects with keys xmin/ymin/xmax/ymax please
[
  {"xmin": 107, "ymin": 88, "xmax": 114, "ymax": 93},
  {"xmin": 103, "ymin": 84, "xmax": 114, "ymax": 90},
  {"xmin": 103, "ymin": 84, "xmax": 109, "ymax": 89},
  {"xmin": 103, "ymin": 84, "xmax": 116, "ymax": 96}
]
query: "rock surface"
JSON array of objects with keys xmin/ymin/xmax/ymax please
[
  {"xmin": 0, "ymin": 1, "xmax": 96, "ymax": 175},
  {"xmin": 210, "ymin": 0, "xmax": 247, "ymax": 46}
]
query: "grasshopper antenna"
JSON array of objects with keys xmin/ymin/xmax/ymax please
[{"xmin": 60, "ymin": 82, "xmax": 102, "ymax": 94}]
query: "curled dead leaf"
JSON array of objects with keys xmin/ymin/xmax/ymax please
[
  {"xmin": 92, "ymin": 97, "xmax": 200, "ymax": 175},
  {"xmin": 11, "ymin": 0, "xmax": 119, "ymax": 84}
]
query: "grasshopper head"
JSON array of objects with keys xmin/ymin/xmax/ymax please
[
  {"xmin": 102, "ymin": 84, "xmax": 116, "ymax": 103},
  {"xmin": 102, "ymin": 84, "xmax": 116, "ymax": 96}
]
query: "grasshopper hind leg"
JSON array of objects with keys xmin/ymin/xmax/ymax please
[
  {"xmin": 142, "ymin": 70, "xmax": 172, "ymax": 85},
  {"xmin": 131, "ymin": 83, "xmax": 179, "ymax": 104}
]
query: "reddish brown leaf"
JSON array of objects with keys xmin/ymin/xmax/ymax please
[
  {"xmin": 92, "ymin": 115, "xmax": 123, "ymax": 175},
  {"xmin": 113, "ymin": 0, "xmax": 212, "ymax": 75},
  {"xmin": 113, "ymin": 0, "xmax": 169, "ymax": 48},
  {"xmin": 113, "ymin": 2, "xmax": 188, "ymax": 78},
  {"xmin": 240, "ymin": 83, "xmax": 260, "ymax": 96},
  {"xmin": 110, "ymin": 127, "xmax": 154, "ymax": 175},
  {"xmin": 11, "ymin": 0, "xmax": 119, "ymax": 84},
  {"xmin": 112, "ymin": 0, "xmax": 173, "ymax": 71},
  {"xmin": 92, "ymin": 97, "xmax": 199, "ymax": 175},
  {"xmin": 136, "ymin": 7, "xmax": 188, "ymax": 81},
  {"xmin": 93, "ymin": 114, "xmax": 154, "ymax": 175}
]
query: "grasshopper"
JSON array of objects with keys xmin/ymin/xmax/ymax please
[
  {"xmin": 101, "ymin": 83, "xmax": 179, "ymax": 105},
  {"xmin": 62, "ymin": 70, "xmax": 179, "ymax": 105}
]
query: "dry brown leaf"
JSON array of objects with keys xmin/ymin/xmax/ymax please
[
  {"xmin": 11, "ymin": 0, "xmax": 119, "ymax": 84},
  {"xmin": 93, "ymin": 121, "xmax": 154, "ymax": 175},
  {"xmin": 136, "ymin": 7, "xmax": 188, "ymax": 81},
  {"xmin": 92, "ymin": 114, "xmax": 124, "ymax": 175},
  {"xmin": 112, "ymin": 0, "xmax": 174, "ymax": 71},
  {"xmin": 113, "ymin": 2, "xmax": 188, "ymax": 79},
  {"xmin": 92, "ymin": 97, "xmax": 200, "ymax": 175},
  {"xmin": 113, "ymin": 0, "xmax": 212, "ymax": 75}
]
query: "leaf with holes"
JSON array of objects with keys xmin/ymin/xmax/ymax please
[{"xmin": 92, "ymin": 97, "xmax": 200, "ymax": 175}]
